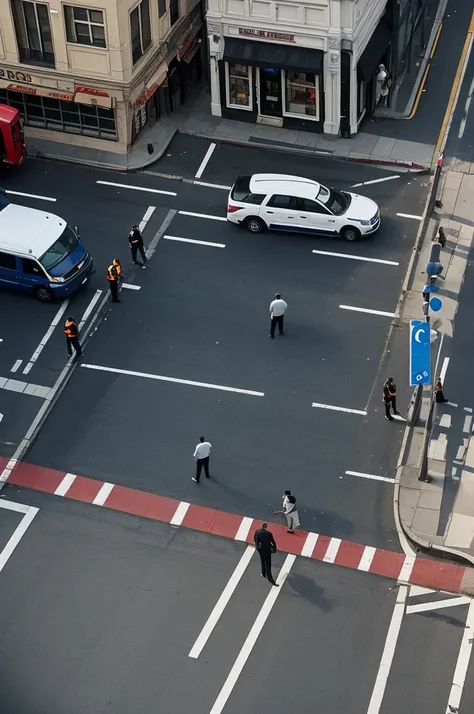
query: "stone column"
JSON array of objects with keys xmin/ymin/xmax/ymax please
[
  {"xmin": 349, "ymin": 52, "xmax": 358, "ymax": 135},
  {"xmin": 323, "ymin": 39, "xmax": 341, "ymax": 135},
  {"xmin": 209, "ymin": 53, "xmax": 222, "ymax": 117}
]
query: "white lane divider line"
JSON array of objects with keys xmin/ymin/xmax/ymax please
[
  {"xmin": 358, "ymin": 546, "xmax": 376, "ymax": 572},
  {"xmin": 170, "ymin": 501, "xmax": 190, "ymax": 526},
  {"xmin": 178, "ymin": 210, "xmax": 227, "ymax": 222},
  {"xmin": 312, "ymin": 249, "xmax": 399, "ymax": 266},
  {"xmin": 397, "ymin": 554, "xmax": 416, "ymax": 583},
  {"xmin": 445, "ymin": 600, "xmax": 474, "ymax": 714},
  {"xmin": 0, "ymin": 413, "xmax": 3, "ymax": 423},
  {"xmin": 339, "ymin": 304, "xmax": 396, "ymax": 318},
  {"xmin": 458, "ymin": 76, "xmax": 474, "ymax": 139},
  {"xmin": 96, "ymin": 180, "xmax": 177, "ymax": 197},
  {"xmin": 81, "ymin": 363, "xmax": 265, "ymax": 397},
  {"xmin": 0, "ymin": 504, "xmax": 39, "ymax": 574},
  {"xmin": 0, "ymin": 499, "xmax": 30, "ymax": 514},
  {"xmin": 54, "ymin": 472, "xmax": 77, "ymax": 497},
  {"xmin": 406, "ymin": 597, "xmax": 472, "ymax": 615},
  {"xmin": 323, "ymin": 537, "xmax": 341, "ymax": 563},
  {"xmin": 193, "ymin": 180, "xmax": 232, "ymax": 191},
  {"xmin": 0, "ymin": 378, "xmax": 51, "ymax": 399},
  {"xmin": 79, "ymin": 289, "xmax": 103, "ymax": 331},
  {"xmin": 396, "ymin": 213, "xmax": 423, "ymax": 220},
  {"xmin": 146, "ymin": 208, "xmax": 177, "ymax": 261},
  {"xmin": 5, "ymin": 190, "xmax": 56, "ymax": 202},
  {"xmin": 139, "ymin": 205, "xmax": 156, "ymax": 233},
  {"xmin": 234, "ymin": 516, "xmax": 253, "ymax": 541},
  {"xmin": 92, "ymin": 482, "xmax": 114, "ymax": 506},
  {"xmin": 11, "ymin": 360, "xmax": 22, "ymax": 373},
  {"xmin": 440, "ymin": 356, "xmax": 450, "ymax": 385},
  {"xmin": 22, "ymin": 299, "xmax": 70, "ymax": 374},
  {"xmin": 121, "ymin": 283, "xmax": 141, "ymax": 290},
  {"xmin": 366, "ymin": 585, "xmax": 408, "ymax": 714},
  {"xmin": 312, "ymin": 402, "xmax": 367, "ymax": 415},
  {"xmin": 195, "ymin": 142, "xmax": 216, "ymax": 179},
  {"xmin": 301, "ymin": 532, "xmax": 319, "ymax": 557},
  {"xmin": 351, "ymin": 175, "xmax": 401, "ymax": 187},
  {"xmin": 209, "ymin": 554, "xmax": 296, "ymax": 714},
  {"xmin": 189, "ymin": 546, "xmax": 254, "ymax": 659},
  {"xmin": 345, "ymin": 470, "xmax": 395, "ymax": 483},
  {"xmin": 164, "ymin": 235, "xmax": 226, "ymax": 248}
]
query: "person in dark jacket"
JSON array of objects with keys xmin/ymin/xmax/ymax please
[
  {"xmin": 383, "ymin": 377, "xmax": 398, "ymax": 420},
  {"xmin": 435, "ymin": 377, "xmax": 448, "ymax": 403},
  {"xmin": 254, "ymin": 523, "xmax": 278, "ymax": 586},
  {"xmin": 129, "ymin": 225, "xmax": 147, "ymax": 267},
  {"xmin": 64, "ymin": 316, "xmax": 81, "ymax": 358}
]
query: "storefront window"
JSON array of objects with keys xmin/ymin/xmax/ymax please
[
  {"xmin": 0, "ymin": 88, "xmax": 117, "ymax": 139},
  {"xmin": 226, "ymin": 63, "xmax": 252, "ymax": 110},
  {"xmin": 284, "ymin": 72, "xmax": 318, "ymax": 119}
]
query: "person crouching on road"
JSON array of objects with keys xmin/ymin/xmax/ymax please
[
  {"xmin": 107, "ymin": 258, "xmax": 122, "ymax": 302},
  {"xmin": 435, "ymin": 377, "xmax": 448, "ymax": 403},
  {"xmin": 64, "ymin": 316, "xmax": 82, "ymax": 358},
  {"xmin": 129, "ymin": 225, "xmax": 147, "ymax": 268}
]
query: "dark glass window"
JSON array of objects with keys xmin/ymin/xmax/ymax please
[
  {"xmin": 130, "ymin": 0, "xmax": 151, "ymax": 65},
  {"xmin": 0, "ymin": 252, "xmax": 16, "ymax": 270},
  {"xmin": 267, "ymin": 194, "xmax": 296, "ymax": 209},
  {"xmin": 64, "ymin": 5, "xmax": 106, "ymax": 47},
  {"xmin": 170, "ymin": 0, "xmax": 179, "ymax": 25},
  {"xmin": 298, "ymin": 198, "xmax": 330, "ymax": 214},
  {"xmin": 21, "ymin": 257, "xmax": 45, "ymax": 276},
  {"xmin": 158, "ymin": 0, "xmax": 166, "ymax": 17}
]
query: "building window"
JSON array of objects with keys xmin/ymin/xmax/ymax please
[
  {"xmin": 283, "ymin": 71, "xmax": 319, "ymax": 120},
  {"xmin": 64, "ymin": 6, "xmax": 106, "ymax": 48},
  {"xmin": 158, "ymin": 0, "xmax": 166, "ymax": 17},
  {"xmin": 170, "ymin": 0, "xmax": 179, "ymax": 26},
  {"xmin": 130, "ymin": 0, "xmax": 151, "ymax": 65},
  {"xmin": 225, "ymin": 63, "xmax": 252, "ymax": 110},
  {"xmin": 0, "ymin": 88, "xmax": 117, "ymax": 140},
  {"xmin": 11, "ymin": 0, "xmax": 55, "ymax": 66}
]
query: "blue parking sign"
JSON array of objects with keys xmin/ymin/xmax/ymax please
[{"xmin": 409, "ymin": 320, "xmax": 431, "ymax": 386}]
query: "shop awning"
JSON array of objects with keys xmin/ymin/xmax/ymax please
[
  {"xmin": 223, "ymin": 37, "xmax": 323, "ymax": 74},
  {"xmin": 357, "ymin": 17, "xmax": 392, "ymax": 79}
]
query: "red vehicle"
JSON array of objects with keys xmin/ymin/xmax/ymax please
[{"xmin": 0, "ymin": 103, "xmax": 25, "ymax": 167}]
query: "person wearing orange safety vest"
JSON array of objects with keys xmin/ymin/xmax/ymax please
[
  {"xmin": 107, "ymin": 258, "xmax": 122, "ymax": 302},
  {"xmin": 64, "ymin": 316, "xmax": 82, "ymax": 358}
]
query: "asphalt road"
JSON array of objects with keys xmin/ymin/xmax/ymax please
[
  {"xmin": 363, "ymin": 0, "xmax": 474, "ymax": 146},
  {"xmin": 0, "ymin": 149, "xmax": 429, "ymax": 550},
  {"xmin": 445, "ymin": 29, "xmax": 474, "ymax": 165},
  {"xmin": 1, "ymin": 490, "xmax": 473, "ymax": 714}
]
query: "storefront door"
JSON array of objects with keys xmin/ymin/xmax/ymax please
[{"xmin": 259, "ymin": 68, "xmax": 282, "ymax": 117}]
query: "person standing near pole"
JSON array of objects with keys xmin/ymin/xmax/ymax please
[
  {"xmin": 383, "ymin": 377, "xmax": 398, "ymax": 420},
  {"xmin": 64, "ymin": 316, "xmax": 82, "ymax": 358},
  {"xmin": 269, "ymin": 292, "xmax": 287, "ymax": 339},
  {"xmin": 129, "ymin": 225, "xmax": 147, "ymax": 268},
  {"xmin": 254, "ymin": 523, "xmax": 278, "ymax": 586},
  {"xmin": 107, "ymin": 258, "xmax": 122, "ymax": 302}
]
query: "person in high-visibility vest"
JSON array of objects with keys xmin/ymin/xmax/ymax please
[
  {"xmin": 64, "ymin": 316, "xmax": 82, "ymax": 358},
  {"xmin": 107, "ymin": 258, "xmax": 122, "ymax": 302}
]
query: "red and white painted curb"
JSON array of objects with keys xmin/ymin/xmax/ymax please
[{"xmin": 2, "ymin": 457, "xmax": 473, "ymax": 595}]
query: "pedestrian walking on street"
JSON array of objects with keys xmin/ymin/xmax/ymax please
[
  {"xmin": 107, "ymin": 258, "xmax": 122, "ymax": 302},
  {"xmin": 383, "ymin": 377, "xmax": 398, "ymax": 420},
  {"xmin": 435, "ymin": 377, "xmax": 448, "ymax": 403},
  {"xmin": 192, "ymin": 436, "xmax": 212, "ymax": 482},
  {"xmin": 438, "ymin": 227, "xmax": 447, "ymax": 249},
  {"xmin": 254, "ymin": 523, "xmax": 278, "ymax": 586},
  {"xmin": 269, "ymin": 292, "xmax": 288, "ymax": 339},
  {"xmin": 64, "ymin": 316, "xmax": 82, "ymax": 358},
  {"xmin": 274, "ymin": 490, "xmax": 300, "ymax": 533},
  {"xmin": 129, "ymin": 225, "xmax": 147, "ymax": 268}
]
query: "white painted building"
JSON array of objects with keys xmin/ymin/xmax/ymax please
[{"xmin": 206, "ymin": 0, "xmax": 395, "ymax": 136}]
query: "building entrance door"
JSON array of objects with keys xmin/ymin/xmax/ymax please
[{"xmin": 259, "ymin": 68, "xmax": 282, "ymax": 117}]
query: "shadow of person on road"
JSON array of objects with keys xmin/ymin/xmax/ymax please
[
  {"xmin": 298, "ymin": 506, "xmax": 354, "ymax": 539},
  {"xmin": 286, "ymin": 573, "xmax": 333, "ymax": 612}
]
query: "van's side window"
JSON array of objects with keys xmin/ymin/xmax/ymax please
[
  {"xmin": 21, "ymin": 258, "xmax": 46, "ymax": 277},
  {"xmin": 0, "ymin": 252, "xmax": 16, "ymax": 270}
]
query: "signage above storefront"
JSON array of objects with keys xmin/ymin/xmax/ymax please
[
  {"xmin": 0, "ymin": 69, "xmax": 32, "ymax": 83},
  {"xmin": 0, "ymin": 81, "xmax": 74, "ymax": 101},
  {"xmin": 238, "ymin": 28, "xmax": 295, "ymax": 42},
  {"xmin": 75, "ymin": 85, "xmax": 110, "ymax": 98}
]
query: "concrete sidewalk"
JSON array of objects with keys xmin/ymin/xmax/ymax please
[
  {"xmin": 398, "ymin": 171, "xmax": 474, "ymax": 563},
  {"xmin": 25, "ymin": 87, "xmax": 435, "ymax": 172}
]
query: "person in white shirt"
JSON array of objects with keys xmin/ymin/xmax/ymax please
[
  {"xmin": 273, "ymin": 490, "xmax": 300, "ymax": 533},
  {"xmin": 269, "ymin": 292, "xmax": 288, "ymax": 339},
  {"xmin": 192, "ymin": 436, "xmax": 212, "ymax": 482}
]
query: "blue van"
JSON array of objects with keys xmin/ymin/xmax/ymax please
[{"xmin": 0, "ymin": 191, "xmax": 94, "ymax": 301}]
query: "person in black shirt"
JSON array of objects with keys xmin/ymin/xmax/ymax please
[
  {"xmin": 254, "ymin": 523, "xmax": 278, "ymax": 586},
  {"xmin": 129, "ymin": 225, "xmax": 147, "ymax": 267},
  {"xmin": 383, "ymin": 377, "xmax": 397, "ymax": 421}
]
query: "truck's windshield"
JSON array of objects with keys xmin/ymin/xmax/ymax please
[{"xmin": 39, "ymin": 225, "xmax": 79, "ymax": 271}]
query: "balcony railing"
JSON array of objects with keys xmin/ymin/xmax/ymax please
[{"xmin": 18, "ymin": 46, "xmax": 55, "ymax": 67}]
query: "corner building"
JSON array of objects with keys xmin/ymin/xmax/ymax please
[
  {"xmin": 0, "ymin": 0, "xmax": 205, "ymax": 153},
  {"xmin": 207, "ymin": 0, "xmax": 396, "ymax": 135}
]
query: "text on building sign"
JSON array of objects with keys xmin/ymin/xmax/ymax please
[{"xmin": 238, "ymin": 28, "xmax": 295, "ymax": 41}]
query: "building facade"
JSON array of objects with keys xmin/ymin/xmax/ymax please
[
  {"xmin": 206, "ymin": 0, "xmax": 396, "ymax": 136},
  {"xmin": 0, "ymin": 0, "xmax": 205, "ymax": 152}
]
